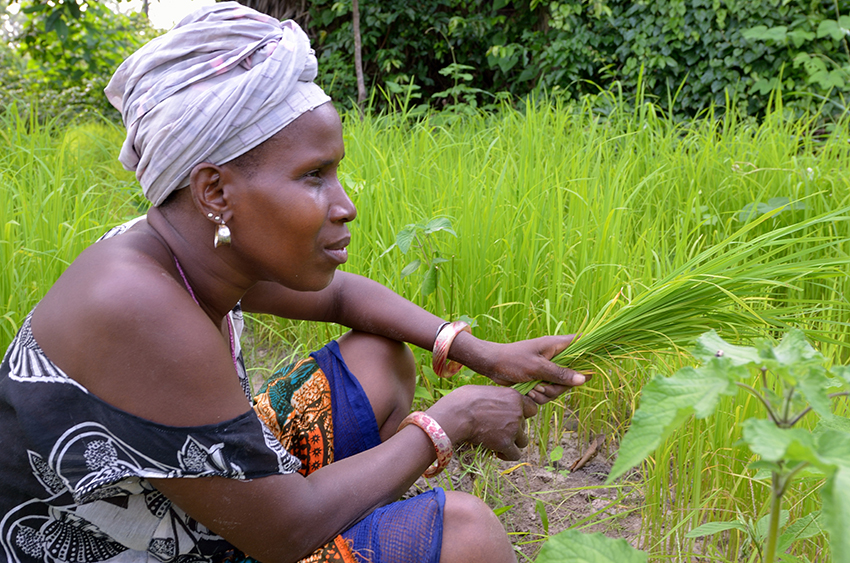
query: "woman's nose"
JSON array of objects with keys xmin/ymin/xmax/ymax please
[{"xmin": 329, "ymin": 180, "xmax": 357, "ymax": 223}]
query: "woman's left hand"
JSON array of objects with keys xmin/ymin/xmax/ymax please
[{"xmin": 463, "ymin": 334, "xmax": 587, "ymax": 405}]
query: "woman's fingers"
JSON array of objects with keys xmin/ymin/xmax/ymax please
[
  {"xmin": 431, "ymin": 386, "xmax": 539, "ymax": 460},
  {"xmin": 485, "ymin": 334, "xmax": 590, "ymax": 389}
]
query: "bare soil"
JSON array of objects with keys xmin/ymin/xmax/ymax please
[{"xmin": 406, "ymin": 424, "xmax": 643, "ymax": 560}]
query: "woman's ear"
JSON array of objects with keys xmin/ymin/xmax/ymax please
[{"xmin": 189, "ymin": 162, "xmax": 229, "ymax": 220}]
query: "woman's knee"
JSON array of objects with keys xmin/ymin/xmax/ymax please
[
  {"xmin": 336, "ymin": 331, "xmax": 416, "ymax": 436},
  {"xmin": 440, "ymin": 491, "xmax": 515, "ymax": 563},
  {"xmin": 337, "ymin": 330, "xmax": 415, "ymax": 385}
]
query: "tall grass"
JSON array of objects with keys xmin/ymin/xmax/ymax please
[
  {"xmin": 0, "ymin": 106, "xmax": 136, "ymax": 345},
  {"xmin": 3, "ymin": 97, "xmax": 849, "ymax": 560},
  {"xmin": 336, "ymin": 97, "xmax": 850, "ymax": 559}
]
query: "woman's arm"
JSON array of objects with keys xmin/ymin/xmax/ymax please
[
  {"xmin": 241, "ymin": 272, "xmax": 587, "ymax": 402},
  {"xmin": 151, "ymin": 384, "xmax": 537, "ymax": 563}
]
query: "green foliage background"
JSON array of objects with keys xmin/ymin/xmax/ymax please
[
  {"xmin": 305, "ymin": 0, "xmax": 850, "ymax": 117},
  {"xmin": 1, "ymin": 0, "xmax": 155, "ymax": 123},
  {"xmin": 2, "ymin": 0, "xmax": 849, "ymax": 121}
]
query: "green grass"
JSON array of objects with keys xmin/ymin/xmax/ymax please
[
  {"xmin": 2, "ymin": 96, "xmax": 849, "ymax": 560},
  {"xmin": 0, "ymin": 107, "xmax": 138, "ymax": 344}
]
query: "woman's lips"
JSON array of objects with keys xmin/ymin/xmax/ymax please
[
  {"xmin": 325, "ymin": 247, "xmax": 348, "ymax": 264},
  {"xmin": 325, "ymin": 237, "xmax": 350, "ymax": 264}
]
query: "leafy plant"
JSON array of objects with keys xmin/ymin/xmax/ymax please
[
  {"xmin": 743, "ymin": 10, "xmax": 850, "ymax": 110},
  {"xmin": 534, "ymin": 528, "xmax": 646, "ymax": 563},
  {"xmin": 305, "ymin": 0, "xmax": 850, "ymax": 118},
  {"xmin": 381, "ymin": 216, "xmax": 457, "ymax": 306},
  {"xmin": 432, "ymin": 63, "xmax": 488, "ymax": 111},
  {"xmin": 2, "ymin": 0, "xmax": 156, "ymax": 124},
  {"xmin": 544, "ymin": 445, "xmax": 565, "ymax": 473},
  {"xmin": 608, "ymin": 329, "xmax": 850, "ymax": 563}
]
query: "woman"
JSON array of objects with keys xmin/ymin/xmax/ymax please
[{"xmin": 0, "ymin": 4, "xmax": 586, "ymax": 563}]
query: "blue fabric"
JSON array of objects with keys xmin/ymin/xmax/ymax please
[
  {"xmin": 311, "ymin": 340, "xmax": 383, "ymax": 460},
  {"xmin": 342, "ymin": 488, "xmax": 445, "ymax": 563},
  {"xmin": 310, "ymin": 341, "xmax": 445, "ymax": 563}
]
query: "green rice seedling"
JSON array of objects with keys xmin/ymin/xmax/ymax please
[
  {"xmin": 0, "ymin": 107, "xmax": 129, "ymax": 348},
  {"xmin": 513, "ymin": 206, "xmax": 850, "ymax": 396}
]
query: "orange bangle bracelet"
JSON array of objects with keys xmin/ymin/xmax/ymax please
[
  {"xmin": 398, "ymin": 411, "xmax": 452, "ymax": 478},
  {"xmin": 432, "ymin": 321, "xmax": 471, "ymax": 378}
]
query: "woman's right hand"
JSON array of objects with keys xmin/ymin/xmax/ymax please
[{"xmin": 425, "ymin": 385, "xmax": 538, "ymax": 461}]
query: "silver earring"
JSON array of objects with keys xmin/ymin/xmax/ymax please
[
  {"xmin": 207, "ymin": 212, "xmax": 214, "ymax": 219},
  {"xmin": 214, "ymin": 221, "xmax": 231, "ymax": 248}
]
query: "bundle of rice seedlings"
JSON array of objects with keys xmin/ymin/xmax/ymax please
[{"xmin": 515, "ymin": 206, "xmax": 850, "ymax": 394}]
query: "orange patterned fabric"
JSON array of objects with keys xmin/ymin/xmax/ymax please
[
  {"xmin": 254, "ymin": 357, "xmax": 335, "ymax": 476},
  {"xmin": 251, "ymin": 359, "xmax": 359, "ymax": 562}
]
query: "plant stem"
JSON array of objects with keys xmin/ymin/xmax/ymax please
[
  {"xmin": 763, "ymin": 471, "xmax": 783, "ymax": 563},
  {"xmin": 735, "ymin": 382, "xmax": 780, "ymax": 424},
  {"xmin": 781, "ymin": 385, "xmax": 796, "ymax": 426},
  {"xmin": 787, "ymin": 391, "xmax": 850, "ymax": 427}
]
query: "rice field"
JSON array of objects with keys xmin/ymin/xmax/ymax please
[{"xmin": 2, "ymin": 95, "xmax": 849, "ymax": 561}]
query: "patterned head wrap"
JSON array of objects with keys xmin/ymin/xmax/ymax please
[{"xmin": 105, "ymin": 2, "xmax": 331, "ymax": 206}]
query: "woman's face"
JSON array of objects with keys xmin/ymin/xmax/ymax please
[{"xmin": 223, "ymin": 103, "xmax": 356, "ymax": 291}]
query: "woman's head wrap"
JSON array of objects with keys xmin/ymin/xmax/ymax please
[{"xmin": 105, "ymin": 2, "xmax": 331, "ymax": 206}]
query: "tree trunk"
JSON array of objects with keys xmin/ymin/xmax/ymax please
[
  {"xmin": 352, "ymin": 0, "xmax": 366, "ymax": 114},
  {"xmin": 219, "ymin": 1, "xmax": 310, "ymax": 28}
]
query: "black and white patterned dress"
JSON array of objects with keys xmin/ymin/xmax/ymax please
[{"xmin": 0, "ymin": 218, "xmax": 301, "ymax": 563}]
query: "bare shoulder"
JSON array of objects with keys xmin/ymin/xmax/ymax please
[{"xmin": 31, "ymin": 231, "xmax": 250, "ymax": 426}]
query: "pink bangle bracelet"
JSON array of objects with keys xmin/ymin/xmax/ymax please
[
  {"xmin": 432, "ymin": 321, "xmax": 471, "ymax": 378},
  {"xmin": 398, "ymin": 411, "xmax": 453, "ymax": 478}
]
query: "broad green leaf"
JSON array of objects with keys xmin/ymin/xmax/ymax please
[
  {"xmin": 830, "ymin": 365, "xmax": 850, "ymax": 386},
  {"xmin": 821, "ymin": 468, "xmax": 850, "ymax": 563},
  {"xmin": 814, "ymin": 416, "xmax": 850, "ymax": 435},
  {"xmin": 737, "ymin": 198, "xmax": 806, "ymax": 222},
  {"xmin": 777, "ymin": 511, "xmax": 823, "ymax": 553},
  {"xmin": 534, "ymin": 529, "xmax": 647, "ymax": 563},
  {"xmin": 772, "ymin": 329, "xmax": 820, "ymax": 361},
  {"xmin": 811, "ymin": 69, "xmax": 847, "ymax": 90},
  {"xmin": 607, "ymin": 363, "xmax": 737, "ymax": 483},
  {"xmin": 692, "ymin": 331, "xmax": 760, "ymax": 365},
  {"xmin": 22, "ymin": 3, "xmax": 48, "ymax": 13},
  {"xmin": 685, "ymin": 520, "xmax": 747, "ymax": 538},
  {"xmin": 421, "ymin": 264, "xmax": 438, "ymax": 296},
  {"xmin": 815, "ymin": 430, "xmax": 850, "ymax": 467},
  {"xmin": 755, "ymin": 510, "xmax": 789, "ymax": 542},
  {"xmin": 423, "ymin": 217, "xmax": 457, "ymax": 236},
  {"xmin": 743, "ymin": 25, "xmax": 788, "ymax": 43},
  {"xmin": 413, "ymin": 385, "xmax": 432, "ymax": 401},
  {"xmin": 741, "ymin": 419, "xmax": 817, "ymax": 464},
  {"xmin": 395, "ymin": 225, "xmax": 416, "ymax": 254},
  {"xmin": 788, "ymin": 29, "xmax": 816, "ymax": 47},
  {"xmin": 400, "ymin": 259, "xmax": 421, "ymax": 278},
  {"xmin": 748, "ymin": 460, "xmax": 783, "ymax": 474},
  {"xmin": 549, "ymin": 445, "xmax": 564, "ymax": 463},
  {"xmin": 817, "ymin": 19, "xmax": 846, "ymax": 41},
  {"xmin": 797, "ymin": 367, "xmax": 836, "ymax": 421}
]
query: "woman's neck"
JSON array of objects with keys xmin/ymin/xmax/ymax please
[{"xmin": 145, "ymin": 204, "xmax": 255, "ymax": 323}]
